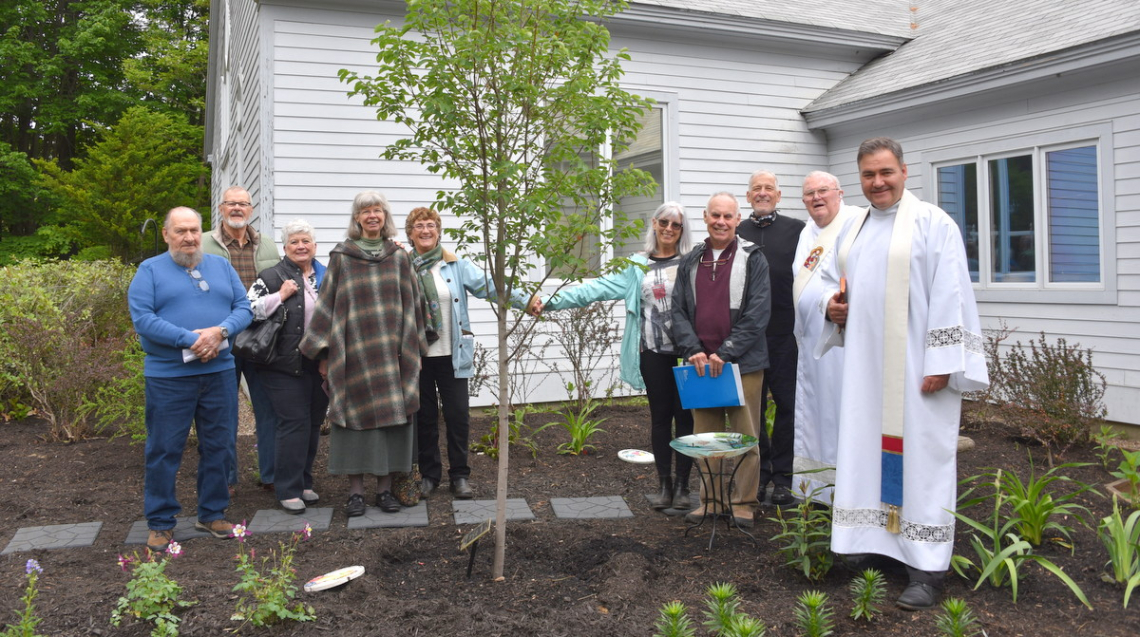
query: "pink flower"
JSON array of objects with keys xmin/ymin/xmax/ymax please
[
  {"xmin": 232, "ymin": 523, "xmax": 248, "ymax": 542},
  {"xmin": 299, "ymin": 522, "xmax": 313, "ymax": 541},
  {"xmin": 167, "ymin": 541, "xmax": 183, "ymax": 558},
  {"xmin": 117, "ymin": 554, "xmax": 134, "ymax": 572}
]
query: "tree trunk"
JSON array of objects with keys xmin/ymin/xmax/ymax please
[{"xmin": 492, "ymin": 311, "xmax": 510, "ymax": 580}]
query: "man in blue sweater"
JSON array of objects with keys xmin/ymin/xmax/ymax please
[{"xmin": 128, "ymin": 207, "xmax": 252, "ymax": 552}]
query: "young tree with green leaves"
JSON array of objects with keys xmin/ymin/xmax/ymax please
[{"xmin": 340, "ymin": 0, "xmax": 655, "ymax": 578}]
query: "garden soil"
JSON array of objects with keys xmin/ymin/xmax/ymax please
[{"xmin": 1, "ymin": 402, "xmax": 1137, "ymax": 636}]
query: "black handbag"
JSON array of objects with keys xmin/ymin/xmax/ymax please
[{"xmin": 232, "ymin": 308, "xmax": 285, "ymax": 365}]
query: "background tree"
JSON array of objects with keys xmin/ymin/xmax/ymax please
[
  {"xmin": 124, "ymin": 0, "xmax": 211, "ymax": 125},
  {"xmin": 341, "ymin": 0, "xmax": 654, "ymax": 579},
  {"xmin": 37, "ymin": 106, "xmax": 208, "ymax": 261},
  {"xmin": 0, "ymin": 0, "xmax": 210, "ymax": 260}
]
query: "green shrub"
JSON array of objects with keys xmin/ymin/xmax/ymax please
[
  {"xmin": 976, "ymin": 325, "xmax": 1106, "ymax": 458},
  {"xmin": 0, "ymin": 259, "xmax": 138, "ymax": 440}
]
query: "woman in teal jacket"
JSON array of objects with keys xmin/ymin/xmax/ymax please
[
  {"xmin": 407, "ymin": 207, "xmax": 531, "ymax": 501},
  {"xmin": 542, "ymin": 202, "xmax": 695, "ymax": 511}
]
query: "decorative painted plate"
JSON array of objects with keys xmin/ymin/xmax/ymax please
[
  {"xmin": 304, "ymin": 565, "xmax": 365, "ymax": 593},
  {"xmin": 617, "ymin": 449, "xmax": 655, "ymax": 464}
]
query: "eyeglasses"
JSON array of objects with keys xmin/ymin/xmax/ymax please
[
  {"xmin": 188, "ymin": 269, "xmax": 209, "ymax": 292},
  {"xmin": 802, "ymin": 187, "xmax": 836, "ymax": 200},
  {"xmin": 222, "ymin": 201, "xmax": 252, "ymax": 208},
  {"xmin": 656, "ymin": 218, "xmax": 683, "ymax": 231},
  {"xmin": 412, "ymin": 223, "xmax": 438, "ymax": 231}
]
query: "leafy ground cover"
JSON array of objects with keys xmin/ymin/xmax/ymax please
[{"xmin": 0, "ymin": 403, "xmax": 1136, "ymax": 636}]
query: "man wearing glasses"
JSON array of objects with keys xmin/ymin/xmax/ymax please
[
  {"xmin": 203, "ymin": 187, "xmax": 281, "ymax": 493},
  {"xmin": 128, "ymin": 207, "xmax": 252, "ymax": 552},
  {"xmin": 736, "ymin": 170, "xmax": 806, "ymax": 507}
]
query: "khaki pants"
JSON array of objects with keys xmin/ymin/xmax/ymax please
[{"xmin": 690, "ymin": 369, "xmax": 764, "ymax": 509}]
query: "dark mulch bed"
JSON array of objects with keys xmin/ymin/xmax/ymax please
[{"xmin": 1, "ymin": 402, "xmax": 1137, "ymax": 636}]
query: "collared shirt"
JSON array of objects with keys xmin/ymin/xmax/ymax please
[{"xmin": 222, "ymin": 231, "xmax": 258, "ymax": 289}]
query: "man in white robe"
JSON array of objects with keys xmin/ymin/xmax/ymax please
[
  {"xmin": 791, "ymin": 171, "xmax": 860, "ymax": 505},
  {"xmin": 824, "ymin": 138, "xmax": 988, "ymax": 610}
]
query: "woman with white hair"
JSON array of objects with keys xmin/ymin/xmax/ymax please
[
  {"xmin": 538, "ymin": 202, "xmax": 696, "ymax": 512},
  {"xmin": 246, "ymin": 218, "xmax": 328, "ymax": 515},
  {"xmin": 300, "ymin": 191, "xmax": 430, "ymax": 518}
]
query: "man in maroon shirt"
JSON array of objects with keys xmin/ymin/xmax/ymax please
[{"xmin": 671, "ymin": 192, "xmax": 771, "ymax": 528}]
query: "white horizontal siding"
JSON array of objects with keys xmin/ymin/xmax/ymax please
[{"xmin": 821, "ymin": 76, "xmax": 1140, "ymax": 425}]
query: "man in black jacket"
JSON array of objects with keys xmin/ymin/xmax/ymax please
[
  {"xmin": 736, "ymin": 170, "xmax": 805, "ymax": 506},
  {"xmin": 672, "ymin": 192, "xmax": 771, "ymax": 528}
]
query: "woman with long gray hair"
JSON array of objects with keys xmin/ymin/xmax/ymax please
[{"xmin": 535, "ymin": 202, "xmax": 695, "ymax": 512}]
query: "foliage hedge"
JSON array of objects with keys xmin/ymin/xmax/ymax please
[{"xmin": 0, "ymin": 259, "xmax": 142, "ymax": 441}]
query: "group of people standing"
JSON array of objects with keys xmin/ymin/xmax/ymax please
[
  {"xmin": 536, "ymin": 137, "xmax": 988, "ymax": 611},
  {"xmin": 128, "ymin": 187, "xmax": 506, "ymax": 552},
  {"xmin": 128, "ymin": 135, "xmax": 986, "ymax": 612}
]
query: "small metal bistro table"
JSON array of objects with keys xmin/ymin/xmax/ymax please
[{"xmin": 670, "ymin": 432, "xmax": 760, "ymax": 550}]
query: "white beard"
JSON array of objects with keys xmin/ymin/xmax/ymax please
[{"xmin": 170, "ymin": 248, "xmax": 202, "ymax": 268}]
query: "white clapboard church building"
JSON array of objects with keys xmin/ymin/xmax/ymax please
[{"xmin": 205, "ymin": 0, "xmax": 1140, "ymax": 426}]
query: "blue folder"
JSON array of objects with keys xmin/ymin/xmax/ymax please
[{"xmin": 672, "ymin": 363, "xmax": 745, "ymax": 409}]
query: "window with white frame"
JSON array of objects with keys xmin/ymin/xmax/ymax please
[
  {"xmin": 935, "ymin": 142, "xmax": 1103, "ymax": 289},
  {"xmin": 548, "ymin": 101, "xmax": 672, "ymax": 278}
]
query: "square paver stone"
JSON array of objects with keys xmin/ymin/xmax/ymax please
[
  {"xmin": 3, "ymin": 522, "xmax": 103, "ymax": 554},
  {"xmin": 551, "ymin": 496, "xmax": 633, "ymax": 519},
  {"xmin": 124, "ymin": 517, "xmax": 213, "ymax": 546},
  {"xmin": 347, "ymin": 502, "xmax": 428, "ymax": 529},
  {"xmin": 248, "ymin": 508, "xmax": 333, "ymax": 535},
  {"xmin": 453, "ymin": 499, "xmax": 534, "ymax": 525}
]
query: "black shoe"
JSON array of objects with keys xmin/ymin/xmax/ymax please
[
  {"xmin": 896, "ymin": 582, "xmax": 940, "ymax": 611},
  {"xmin": 421, "ymin": 477, "xmax": 438, "ymax": 499},
  {"xmin": 376, "ymin": 490, "xmax": 401, "ymax": 513},
  {"xmin": 671, "ymin": 484, "xmax": 692, "ymax": 512},
  {"xmin": 770, "ymin": 484, "xmax": 796, "ymax": 506},
  {"xmin": 649, "ymin": 476, "xmax": 673, "ymax": 510},
  {"xmin": 450, "ymin": 478, "xmax": 474, "ymax": 500},
  {"xmin": 345, "ymin": 493, "xmax": 366, "ymax": 518}
]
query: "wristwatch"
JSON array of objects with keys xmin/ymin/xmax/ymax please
[{"xmin": 219, "ymin": 326, "xmax": 230, "ymax": 339}]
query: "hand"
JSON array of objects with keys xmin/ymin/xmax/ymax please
[
  {"xmin": 279, "ymin": 279, "xmax": 299, "ymax": 300},
  {"xmin": 826, "ymin": 292, "xmax": 848, "ymax": 328},
  {"xmin": 190, "ymin": 326, "xmax": 224, "ymax": 362},
  {"xmin": 688, "ymin": 352, "xmax": 708, "ymax": 377},
  {"xmin": 707, "ymin": 353, "xmax": 726, "ymax": 378},
  {"xmin": 526, "ymin": 295, "xmax": 544, "ymax": 317},
  {"xmin": 922, "ymin": 374, "xmax": 950, "ymax": 393}
]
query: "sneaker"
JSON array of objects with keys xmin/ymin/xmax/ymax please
[
  {"xmin": 301, "ymin": 489, "xmax": 320, "ymax": 505},
  {"xmin": 684, "ymin": 504, "xmax": 709, "ymax": 524},
  {"xmin": 770, "ymin": 484, "xmax": 796, "ymax": 506},
  {"xmin": 146, "ymin": 529, "xmax": 173, "ymax": 552},
  {"xmin": 731, "ymin": 505, "xmax": 755, "ymax": 528},
  {"xmin": 346, "ymin": 493, "xmax": 366, "ymax": 518},
  {"xmin": 194, "ymin": 518, "xmax": 235, "ymax": 538},
  {"xmin": 280, "ymin": 498, "xmax": 305, "ymax": 515}
]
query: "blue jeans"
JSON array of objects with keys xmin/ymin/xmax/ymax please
[
  {"xmin": 231, "ymin": 357, "xmax": 280, "ymax": 485},
  {"xmin": 144, "ymin": 372, "xmax": 236, "ymax": 530}
]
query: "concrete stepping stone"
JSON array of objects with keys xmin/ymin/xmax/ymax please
[
  {"xmin": 552, "ymin": 496, "xmax": 633, "ymax": 519},
  {"xmin": 3, "ymin": 522, "xmax": 102, "ymax": 554},
  {"xmin": 347, "ymin": 502, "xmax": 428, "ymax": 529},
  {"xmin": 249, "ymin": 507, "xmax": 333, "ymax": 534},
  {"xmin": 453, "ymin": 499, "xmax": 534, "ymax": 525},
  {"xmin": 124, "ymin": 518, "xmax": 211, "ymax": 545}
]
